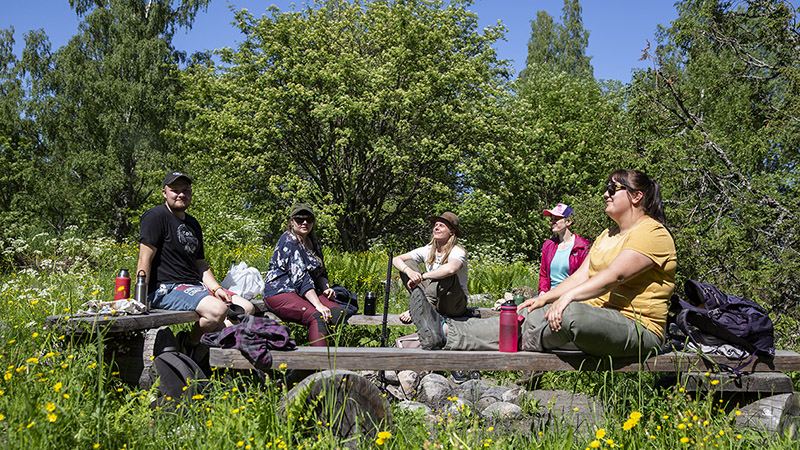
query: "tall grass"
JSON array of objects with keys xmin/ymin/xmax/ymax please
[{"xmin": 0, "ymin": 234, "xmax": 797, "ymax": 448}]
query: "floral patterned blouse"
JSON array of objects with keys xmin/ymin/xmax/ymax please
[{"xmin": 262, "ymin": 231, "xmax": 327, "ymax": 297}]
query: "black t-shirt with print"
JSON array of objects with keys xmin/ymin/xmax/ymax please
[{"xmin": 139, "ymin": 204, "xmax": 205, "ymax": 292}]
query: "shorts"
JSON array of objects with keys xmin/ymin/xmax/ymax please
[{"xmin": 149, "ymin": 283, "xmax": 222, "ymax": 311}]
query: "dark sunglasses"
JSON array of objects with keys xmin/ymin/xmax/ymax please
[
  {"xmin": 293, "ymin": 216, "xmax": 315, "ymax": 224},
  {"xmin": 604, "ymin": 182, "xmax": 629, "ymax": 196}
]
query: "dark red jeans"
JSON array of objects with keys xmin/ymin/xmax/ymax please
[{"xmin": 264, "ymin": 292, "xmax": 344, "ymax": 347}]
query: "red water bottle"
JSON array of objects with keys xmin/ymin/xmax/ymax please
[
  {"xmin": 114, "ymin": 269, "xmax": 130, "ymax": 300},
  {"xmin": 499, "ymin": 300, "xmax": 519, "ymax": 353}
]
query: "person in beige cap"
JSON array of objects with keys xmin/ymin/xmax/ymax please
[{"xmin": 392, "ymin": 211, "xmax": 469, "ymax": 333}]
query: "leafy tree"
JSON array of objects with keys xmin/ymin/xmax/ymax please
[
  {"xmin": 15, "ymin": 0, "xmax": 210, "ymax": 239},
  {"xmin": 518, "ymin": 0, "xmax": 593, "ymax": 81},
  {"xmin": 0, "ymin": 29, "xmax": 39, "ymax": 231},
  {"xmin": 179, "ymin": 0, "xmax": 510, "ymax": 251},
  {"xmin": 628, "ymin": 0, "xmax": 800, "ymax": 323}
]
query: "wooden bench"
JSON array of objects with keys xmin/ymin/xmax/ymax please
[
  {"xmin": 209, "ymin": 347, "xmax": 800, "ymax": 373},
  {"xmin": 44, "ymin": 297, "xmax": 494, "ymax": 387}
]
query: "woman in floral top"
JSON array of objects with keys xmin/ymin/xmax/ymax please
[{"xmin": 262, "ymin": 203, "xmax": 345, "ymax": 347}]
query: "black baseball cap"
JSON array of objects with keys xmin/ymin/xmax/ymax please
[{"xmin": 162, "ymin": 172, "xmax": 192, "ymax": 187}]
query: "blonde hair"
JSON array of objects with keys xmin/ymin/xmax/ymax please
[{"xmin": 426, "ymin": 230, "xmax": 461, "ymax": 266}]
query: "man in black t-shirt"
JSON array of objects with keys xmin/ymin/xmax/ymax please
[{"xmin": 137, "ymin": 172, "xmax": 254, "ymax": 351}]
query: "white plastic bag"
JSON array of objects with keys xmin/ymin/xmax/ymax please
[{"xmin": 220, "ymin": 262, "xmax": 264, "ymax": 300}]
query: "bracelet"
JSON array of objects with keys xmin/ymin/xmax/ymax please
[{"xmin": 211, "ymin": 286, "xmax": 222, "ymax": 294}]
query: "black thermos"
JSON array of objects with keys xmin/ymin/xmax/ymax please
[
  {"xmin": 134, "ymin": 270, "xmax": 149, "ymax": 311},
  {"xmin": 364, "ymin": 292, "xmax": 376, "ymax": 316}
]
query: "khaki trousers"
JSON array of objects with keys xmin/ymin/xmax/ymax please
[
  {"xmin": 444, "ymin": 301, "xmax": 662, "ymax": 358},
  {"xmin": 400, "ymin": 259, "xmax": 467, "ymax": 318}
]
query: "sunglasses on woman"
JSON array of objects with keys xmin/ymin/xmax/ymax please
[
  {"xmin": 604, "ymin": 182, "xmax": 630, "ymax": 196},
  {"xmin": 293, "ymin": 216, "xmax": 315, "ymax": 224}
]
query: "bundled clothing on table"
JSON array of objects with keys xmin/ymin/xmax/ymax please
[{"xmin": 200, "ymin": 314, "xmax": 295, "ymax": 370}]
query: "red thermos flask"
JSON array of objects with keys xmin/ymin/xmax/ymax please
[
  {"xmin": 499, "ymin": 300, "xmax": 519, "ymax": 353},
  {"xmin": 114, "ymin": 269, "xmax": 131, "ymax": 300}
]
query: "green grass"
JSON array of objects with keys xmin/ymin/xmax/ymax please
[{"xmin": 0, "ymin": 235, "xmax": 797, "ymax": 449}]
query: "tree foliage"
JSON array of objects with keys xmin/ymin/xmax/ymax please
[
  {"xmin": 518, "ymin": 0, "xmax": 593, "ymax": 80},
  {"xmin": 179, "ymin": 0, "xmax": 510, "ymax": 250},
  {"xmin": 2, "ymin": 0, "xmax": 209, "ymax": 239},
  {"xmin": 628, "ymin": 0, "xmax": 800, "ymax": 323}
]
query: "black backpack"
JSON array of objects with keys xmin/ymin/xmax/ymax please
[
  {"xmin": 151, "ymin": 352, "xmax": 209, "ymax": 411},
  {"xmin": 668, "ymin": 280, "xmax": 775, "ymax": 369}
]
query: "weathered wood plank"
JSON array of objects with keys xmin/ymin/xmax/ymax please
[
  {"xmin": 46, "ymin": 300, "xmax": 497, "ymax": 333},
  {"xmin": 45, "ymin": 300, "xmax": 271, "ymax": 334},
  {"xmin": 210, "ymin": 347, "xmax": 800, "ymax": 373}
]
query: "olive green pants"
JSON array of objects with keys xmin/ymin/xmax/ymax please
[
  {"xmin": 444, "ymin": 301, "xmax": 662, "ymax": 358},
  {"xmin": 400, "ymin": 259, "xmax": 467, "ymax": 318}
]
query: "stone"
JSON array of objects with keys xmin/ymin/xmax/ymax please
[
  {"xmin": 467, "ymin": 294, "xmax": 492, "ymax": 305},
  {"xmin": 481, "ymin": 401, "xmax": 524, "ymax": 420},
  {"xmin": 395, "ymin": 400, "xmax": 433, "ymax": 416},
  {"xmin": 416, "ymin": 373, "xmax": 453, "ymax": 409},
  {"xmin": 382, "ymin": 370, "xmax": 400, "ymax": 385},
  {"xmin": 527, "ymin": 389, "xmax": 605, "ymax": 434},
  {"xmin": 452, "ymin": 378, "xmax": 491, "ymax": 404},
  {"xmin": 443, "ymin": 397, "xmax": 475, "ymax": 417},
  {"xmin": 482, "ymin": 401, "xmax": 532, "ymax": 434},
  {"xmin": 398, "ymin": 370, "xmax": 420, "ymax": 395},
  {"xmin": 477, "ymin": 385, "xmax": 510, "ymax": 410},
  {"xmin": 501, "ymin": 387, "xmax": 526, "ymax": 404},
  {"xmin": 682, "ymin": 372, "xmax": 794, "ymax": 394}
]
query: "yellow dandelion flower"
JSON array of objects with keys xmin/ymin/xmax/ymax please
[
  {"xmin": 680, "ymin": 437, "xmax": 690, "ymax": 444},
  {"xmin": 26, "ymin": 421, "xmax": 35, "ymax": 428},
  {"xmin": 630, "ymin": 411, "xmax": 642, "ymax": 420},
  {"xmin": 711, "ymin": 380, "xmax": 720, "ymax": 385},
  {"xmin": 45, "ymin": 402, "xmax": 56, "ymax": 412},
  {"xmin": 32, "ymin": 332, "xmax": 39, "ymax": 338},
  {"xmin": 26, "ymin": 357, "xmax": 39, "ymax": 364},
  {"xmin": 735, "ymin": 410, "xmax": 741, "ymax": 416},
  {"xmin": 589, "ymin": 440, "xmax": 600, "ymax": 448},
  {"xmin": 596, "ymin": 429, "xmax": 606, "ymax": 439},
  {"xmin": 279, "ymin": 363, "xmax": 287, "ymax": 370},
  {"xmin": 237, "ymin": 442, "xmax": 244, "ymax": 447},
  {"xmin": 192, "ymin": 394, "xmax": 203, "ymax": 400},
  {"xmin": 678, "ymin": 423, "xmax": 686, "ymax": 430},
  {"xmin": 62, "ymin": 394, "xmax": 69, "ymax": 399},
  {"xmin": 375, "ymin": 438, "xmax": 385, "ymax": 446},
  {"xmin": 377, "ymin": 431, "xmax": 392, "ymax": 440},
  {"xmin": 93, "ymin": 444, "xmax": 100, "ymax": 449},
  {"xmin": 0, "ymin": 414, "xmax": 5, "ymax": 421},
  {"xmin": 206, "ymin": 420, "xmax": 213, "ymax": 427},
  {"xmin": 53, "ymin": 382, "xmax": 63, "ymax": 392},
  {"xmin": 47, "ymin": 413, "xmax": 57, "ymax": 422},
  {"xmin": 87, "ymin": 362, "xmax": 97, "ymax": 369}
]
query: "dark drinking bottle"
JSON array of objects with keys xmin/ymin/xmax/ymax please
[
  {"xmin": 364, "ymin": 292, "xmax": 376, "ymax": 316},
  {"xmin": 134, "ymin": 270, "xmax": 148, "ymax": 310},
  {"xmin": 114, "ymin": 269, "xmax": 130, "ymax": 300},
  {"xmin": 499, "ymin": 300, "xmax": 519, "ymax": 353}
]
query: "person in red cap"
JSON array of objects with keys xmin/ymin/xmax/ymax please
[
  {"xmin": 393, "ymin": 212, "xmax": 469, "ymax": 324},
  {"xmin": 539, "ymin": 204, "xmax": 591, "ymax": 296}
]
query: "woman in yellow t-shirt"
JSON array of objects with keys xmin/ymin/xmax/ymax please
[
  {"xmin": 408, "ymin": 169, "xmax": 676, "ymax": 358},
  {"xmin": 515, "ymin": 169, "xmax": 677, "ymax": 356}
]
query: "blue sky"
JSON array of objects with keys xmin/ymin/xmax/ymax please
[{"xmin": 4, "ymin": 0, "xmax": 679, "ymax": 82}]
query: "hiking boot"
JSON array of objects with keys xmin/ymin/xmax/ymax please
[
  {"xmin": 450, "ymin": 370, "xmax": 469, "ymax": 384},
  {"xmin": 409, "ymin": 288, "xmax": 445, "ymax": 350}
]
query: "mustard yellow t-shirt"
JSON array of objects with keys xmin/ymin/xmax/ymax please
[{"xmin": 584, "ymin": 216, "xmax": 677, "ymax": 339}]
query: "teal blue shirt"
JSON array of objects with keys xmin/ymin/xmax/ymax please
[{"xmin": 549, "ymin": 243, "xmax": 574, "ymax": 288}]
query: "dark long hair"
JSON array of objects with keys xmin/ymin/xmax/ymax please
[{"xmin": 606, "ymin": 169, "xmax": 667, "ymax": 225}]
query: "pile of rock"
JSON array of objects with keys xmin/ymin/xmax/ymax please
[{"xmin": 364, "ymin": 370, "xmax": 605, "ymax": 435}]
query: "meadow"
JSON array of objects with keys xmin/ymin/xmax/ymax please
[{"xmin": 0, "ymin": 231, "xmax": 797, "ymax": 449}]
